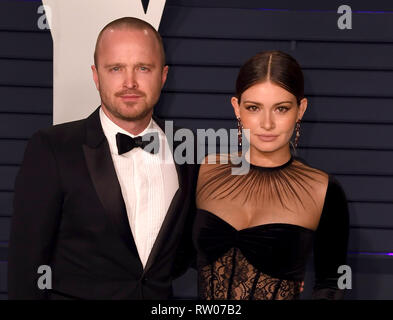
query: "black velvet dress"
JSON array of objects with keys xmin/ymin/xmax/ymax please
[{"xmin": 192, "ymin": 154, "xmax": 349, "ymax": 300}]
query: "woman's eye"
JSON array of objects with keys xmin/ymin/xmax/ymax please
[
  {"xmin": 276, "ymin": 106, "xmax": 289, "ymax": 113},
  {"xmin": 246, "ymin": 105, "xmax": 259, "ymax": 111}
]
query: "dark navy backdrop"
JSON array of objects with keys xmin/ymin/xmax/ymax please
[{"xmin": 1, "ymin": 0, "xmax": 393, "ymax": 299}]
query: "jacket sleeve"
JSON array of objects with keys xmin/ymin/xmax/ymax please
[
  {"xmin": 312, "ymin": 175, "xmax": 350, "ymax": 300},
  {"xmin": 8, "ymin": 131, "xmax": 63, "ymax": 299},
  {"xmin": 171, "ymin": 163, "xmax": 198, "ymax": 280}
]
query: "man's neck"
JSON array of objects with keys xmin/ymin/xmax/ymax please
[{"xmin": 101, "ymin": 106, "xmax": 152, "ymax": 136}]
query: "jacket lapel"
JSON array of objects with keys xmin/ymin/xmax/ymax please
[
  {"xmin": 142, "ymin": 116, "xmax": 189, "ymax": 274},
  {"xmin": 82, "ymin": 107, "xmax": 142, "ymax": 270}
]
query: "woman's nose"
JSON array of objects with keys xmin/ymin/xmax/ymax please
[{"xmin": 260, "ymin": 112, "xmax": 275, "ymax": 130}]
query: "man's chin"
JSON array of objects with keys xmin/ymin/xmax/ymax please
[
  {"xmin": 115, "ymin": 113, "xmax": 148, "ymax": 122},
  {"xmin": 117, "ymin": 108, "xmax": 152, "ymax": 122},
  {"xmin": 102, "ymin": 102, "xmax": 152, "ymax": 122}
]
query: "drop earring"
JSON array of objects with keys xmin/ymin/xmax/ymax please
[
  {"xmin": 294, "ymin": 119, "xmax": 301, "ymax": 148},
  {"xmin": 237, "ymin": 117, "xmax": 243, "ymax": 148}
]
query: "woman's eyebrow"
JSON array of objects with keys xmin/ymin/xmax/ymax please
[
  {"xmin": 273, "ymin": 101, "xmax": 293, "ymax": 105},
  {"xmin": 243, "ymin": 100, "xmax": 293, "ymax": 106},
  {"xmin": 243, "ymin": 100, "xmax": 262, "ymax": 105}
]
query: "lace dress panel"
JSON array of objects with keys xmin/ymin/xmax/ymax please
[{"xmin": 198, "ymin": 247, "xmax": 302, "ymax": 300}]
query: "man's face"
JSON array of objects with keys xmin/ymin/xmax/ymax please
[{"xmin": 92, "ymin": 28, "xmax": 168, "ymax": 122}]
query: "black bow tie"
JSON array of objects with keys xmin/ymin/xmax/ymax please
[{"xmin": 116, "ymin": 132, "xmax": 160, "ymax": 155}]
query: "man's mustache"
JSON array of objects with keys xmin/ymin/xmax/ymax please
[{"xmin": 115, "ymin": 90, "xmax": 145, "ymax": 97}]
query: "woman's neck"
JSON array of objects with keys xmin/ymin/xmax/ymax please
[{"xmin": 247, "ymin": 144, "xmax": 292, "ymax": 168}]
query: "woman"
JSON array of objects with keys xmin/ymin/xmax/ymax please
[{"xmin": 192, "ymin": 51, "xmax": 349, "ymax": 300}]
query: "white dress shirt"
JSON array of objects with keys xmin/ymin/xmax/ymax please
[{"xmin": 99, "ymin": 107, "xmax": 179, "ymax": 268}]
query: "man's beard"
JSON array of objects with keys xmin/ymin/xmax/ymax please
[{"xmin": 100, "ymin": 90, "xmax": 153, "ymax": 122}]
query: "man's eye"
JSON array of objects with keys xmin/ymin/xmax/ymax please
[
  {"xmin": 139, "ymin": 66, "xmax": 150, "ymax": 72},
  {"xmin": 111, "ymin": 66, "xmax": 120, "ymax": 72}
]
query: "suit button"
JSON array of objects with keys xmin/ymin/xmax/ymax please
[{"xmin": 141, "ymin": 277, "xmax": 148, "ymax": 284}]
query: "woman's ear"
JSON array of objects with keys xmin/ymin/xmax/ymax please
[
  {"xmin": 297, "ymin": 98, "xmax": 308, "ymax": 121},
  {"xmin": 231, "ymin": 96, "xmax": 241, "ymax": 119}
]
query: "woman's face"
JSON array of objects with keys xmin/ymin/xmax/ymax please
[{"xmin": 231, "ymin": 81, "xmax": 307, "ymax": 154}]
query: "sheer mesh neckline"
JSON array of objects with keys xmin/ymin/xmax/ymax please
[{"xmin": 197, "ymin": 153, "xmax": 326, "ymax": 210}]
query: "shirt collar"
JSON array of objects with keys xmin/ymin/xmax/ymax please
[{"xmin": 99, "ymin": 106, "xmax": 159, "ymax": 155}]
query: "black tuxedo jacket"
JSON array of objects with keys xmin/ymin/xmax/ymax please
[{"xmin": 8, "ymin": 107, "xmax": 198, "ymax": 299}]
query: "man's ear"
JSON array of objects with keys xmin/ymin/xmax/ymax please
[
  {"xmin": 91, "ymin": 65, "xmax": 99, "ymax": 91},
  {"xmin": 161, "ymin": 65, "xmax": 169, "ymax": 88},
  {"xmin": 231, "ymin": 96, "xmax": 241, "ymax": 119},
  {"xmin": 297, "ymin": 98, "xmax": 308, "ymax": 121}
]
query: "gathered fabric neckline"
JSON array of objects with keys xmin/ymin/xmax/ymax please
[{"xmin": 197, "ymin": 154, "xmax": 325, "ymax": 210}]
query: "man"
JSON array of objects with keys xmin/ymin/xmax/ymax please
[{"xmin": 8, "ymin": 17, "xmax": 197, "ymax": 299}]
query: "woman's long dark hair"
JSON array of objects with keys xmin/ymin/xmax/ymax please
[{"xmin": 235, "ymin": 50, "xmax": 304, "ymax": 105}]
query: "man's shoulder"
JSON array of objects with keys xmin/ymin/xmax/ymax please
[{"xmin": 35, "ymin": 117, "xmax": 88, "ymax": 148}]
